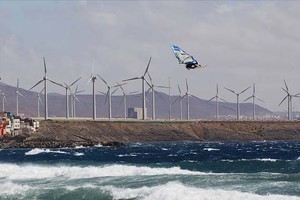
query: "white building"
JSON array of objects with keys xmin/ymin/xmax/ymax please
[{"xmin": 128, "ymin": 107, "xmax": 146, "ymax": 119}]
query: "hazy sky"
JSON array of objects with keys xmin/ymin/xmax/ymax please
[{"xmin": 1, "ymin": 1, "xmax": 300, "ymax": 111}]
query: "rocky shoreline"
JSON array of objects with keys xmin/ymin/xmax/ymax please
[{"xmin": 1, "ymin": 120, "xmax": 300, "ymax": 148}]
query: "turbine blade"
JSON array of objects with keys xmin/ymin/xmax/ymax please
[
  {"xmin": 224, "ymin": 87, "xmax": 236, "ymax": 94},
  {"xmin": 87, "ymin": 76, "xmax": 94, "ymax": 84},
  {"xmin": 29, "ymin": 79, "xmax": 44, "ymax": 90},
  {"xmin": 97, "ymin": 74, "xmax": 108, "ymax": 86},
  {"xmin": 98, "ymin": 91, "xmax": 106, "ymax": 95},
  {"xmin": 172, "ymin": 95, "xmax": 182, "ymax": 105},
  {"xmin": 156, "ymin": 85, "xmax": 169, "ymax": 89},
  {"xmin": 284, "ymin": 80, "xmax": 289, "ymax": 92},
  {"xmin": 111, "ymin": 87, "xmax": 118, "ymax": 95},
  {"xmin": 115, "ymin": 82, "xmax": 125, "ymax": 93},
  {"xmin": 143, "ymin": 57, "xmax": 152, "ymax": 77},
  {"xmin": 39, "ymin": 88, "xmax": 45, "ymax": 94},
  {"xmin": 123, "ymin": 77, "xmax": 140, "ymax": 82},
  {"xmin": 48, "ymin": 78, "xmax": 64, "ymax": 88},
  {"xmin": 69, "ymin": 77, "xmax": 82, "ymax": 87},
  {"xmin": 17, "ymin": 78, "xmax": 19, "ymax": 89},
  {"xmin": 185, "ymin": 78, "xmax": 189, "ymax": 92},
  {"xmin": 177, "ymin": 84, "xmax": 181, "ymax": 95},
  {"xmin": 243, "ymin": 96, "xmax": 252, "ymax": 102},
  {"xmin": 216, "ymin": 84, "xmax": 219, "ymax": 95},
  {"xmin": 147, "ymin": 72, "xmax": 153, "ymax": 84},
  {"xmin": 219, "ymin": 97, "xmax": 228, "ymax": 102},
  {"xmin": 239, "ymin": 86, "xmax": 251, "ymax": 95},
  {"xmin": 128, "ymin": 91, "xmax": 139, "ymax": 95},
  {"xmin": 145, "ymin": 87, "xmax": 152, "ymax": 96},
  {"xmin": 253, "ymin": 83, "xmax": 256, "ymax": 95},
  {"xmin": 279, "ymin": 95, "xmax": 288, "ymax": 106},
  {"xmin": 104, "ymin": 90, "xmax": 109, "ymax": 104},
  {"xmin": 76, "ymin": 90, "xmax": 85, "ymax": 94},
  {"xmin": 208, "ymin": 96, "xmax": 216, "ymax": 102},
  {"xmin": 282, "ymin": 87, "xmax": 289, "ymax": 94},
  {"xmin": 190, "ymin": 94, "xmax": 200, "ymax": 100},
  {"xmin": 145, "ymin": 79, "xmax": 152, "ymax": 88},
  {"xmin": 256, "ymin": 97, "xmax": 264, "ymax": 102},
  {"xmin": 18, "ymin": 92, "xmax": 26, "ymax": 99},
  {"xmin": 43, "ymin": 57, "xmax": 47, "ymax": 74}
]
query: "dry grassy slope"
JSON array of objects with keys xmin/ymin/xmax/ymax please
[{"xmin": 32, "ymin": 120, "xmax": 300, "ymax": 144}]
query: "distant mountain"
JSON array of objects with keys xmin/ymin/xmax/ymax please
[{"xmin": 0, "ymin": 82, "xmax": 275, "ymax": 119}]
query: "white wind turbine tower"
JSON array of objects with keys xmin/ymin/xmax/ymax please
[
  {"xmin": 225, "ymin": 85, "xmax": 251, "ymax": 120},
  {"xmin": 243, "ymin": 83, "xmax": 264, "ymax": 120},
  {"xmin": 88, "ymin": 68, "xmax": 97, "ymax": 120},
  {"xmin": 62, "ymin": 77, "xmax": 81, "ymax": 119},
  {"xmin": 1, "ymin": 92, "xmax": 7, "ymax": 112},
  {"xmin": 116, "ymin": 82, "xmax": 138, "ymax": 119},
  {"xmin": 30, "ymin": 57, "xmax": 64, "ymax": 119},
  {"xmin": 123, "ymin": 57, "xmax": 152, "ymax": 120},
  {"xmin": 279, "ymin": 80, "xmax": 300, "ymax": 120},
  {"xmin": 36, "ymin": 88, "xmax": 44, "ymax": 118},
  {"xmin": 16, "ymin": 79, "xmax": 25, "ymax": 116},
  {"xmin": 173, "ymin": 84, "xmax": 183, "ymax": 120},
  {"xmin": 208, "ymin": 84, "xmax": 227, "ymax": 120},
  {"xmin": 146, "ymin": 72, "xmax": 169, "ymax": 120}
]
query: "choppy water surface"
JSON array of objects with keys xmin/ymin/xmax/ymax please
[{"xmin": 0, "ymin": 141, "xmax": 299, "ymax": 200}]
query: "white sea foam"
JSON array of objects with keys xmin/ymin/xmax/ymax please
[
  {"xmin": 103, "ymin": 181, "xmax": 300, "ymax": 200},
  {"xmin": 297, "ymin": 157, "xmax": 300, "ymax": 160},
  {"xmin": 74, "ymin": 145, "xmax": 86, "ymax": 149},
  {"xmin": 161, "ymin": 148, "xmax": 169, "ymax": 151},
  {"xmin": 0, "ymin": 164, "xmax": 206, "ymax": 180},
  {"xmin": 25, "ymin": 148, "xmax": 68, "ymax": 156},
  {"xmin": 203, "ymin": 148, "xmax": 220, "ymax": 151},
  {"xmin": 74, "ymin": 152, "xmax": 84, "ymax": 156},
  {"xmin": 0, "ymin": 182, "xmax": 31, "ymax": 195},
  {"xmin": 94, "ymin": 144, "xmax": 103, "ymax": 147},
  {"xmin": 241, "ymin": 158, "xmax": 279, "ymax": 162}
]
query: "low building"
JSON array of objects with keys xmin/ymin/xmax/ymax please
[{"xmin": 128, "ymin": 107, "xmax": 146, "ymax": 119}]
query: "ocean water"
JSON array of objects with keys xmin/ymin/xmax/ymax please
[{"xmin": 0, "ymin": 141, "xmax": 299, "ymax": 200}]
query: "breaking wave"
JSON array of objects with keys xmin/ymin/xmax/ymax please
[
  {"xmin": 0, "ymin": 164, "xmax": 206, "ymax": 180},
  {"xmin": 103, "ymin": 181, "xmax": 300, "ymax": 200},
  {"xmin": 25, "ymin": 148, "xmax": 68, "ymax": 155}
]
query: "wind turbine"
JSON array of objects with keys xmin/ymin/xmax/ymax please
[
  {"xmin": 97, "ymin": 74, "xmax": 120, "ymax": 119},
  {"xmin": 88, "ymin": 67, "xmax": 97, "ymax": 120},
  {"xmin": 30, "ymin": 57, "xmax": 64, "ymax": 119},
  {"xmin": 123, "ymin": 57, "xmax": 152, "ymax": 120},
  {"xmin": 116, "ymin": 82, "xmax": 137, "ymax": 119},
  {"xmin": 37, "ymin": 88, "xmax": 44, "ymax": 118},
  {"xmin": 173, "ymin": 84, "xmax": 183, "ymax": 119},
  {"xmin": 243, "ymin": 83, "xmax": 264, "ymax": 120},
  {"xmin": 70, "ymin": 85, "xmax": 85, "ymax": 118},
  {"xmin": 1, "ymin": 92, "xmax": 7, "ymax": 112},
  {"xmin": 16, "ymin": 79, "xmax": 25, "ymax": 116},
  {"xmin": 208, "ymin": 84, "xmax": 227, "ymax": 120},
  {"xmin": 176, "ymin": 78, "xmax": 199, "ymax": 119},
  {"xmin": 146, "ymin": 72, "xmax": 169, "ymax": 120},
  {"xmin": 224, "ymin": 85, "xmax": 251, "ymax": 120},
  {"xmin": 279, "ymin": 80, "xmax": 300, "ymax": 120},
  {"xmin": 63, "ymin": 77, "xmax": 81, "ymax": 119}
]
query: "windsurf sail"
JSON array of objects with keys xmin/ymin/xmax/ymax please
[{"xmin": 171, "ymin": 45, "xmax": 198, "ymax": 65}]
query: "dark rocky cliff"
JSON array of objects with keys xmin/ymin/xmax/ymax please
[{"xmin": 1, "ymin": 120, "xmax": 300, "ymax": 148}]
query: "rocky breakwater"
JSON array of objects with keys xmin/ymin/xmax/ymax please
[{"xmin": 1, "ymin": 120, "xmax": 300, "ymax": 148}]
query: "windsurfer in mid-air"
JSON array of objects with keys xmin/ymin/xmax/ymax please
[{"xmin": 171, "ymin": 45, "xmax": 206, "ymax": 70}]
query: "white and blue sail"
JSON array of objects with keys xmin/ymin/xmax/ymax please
[{"xmin": 171, "ymin": 45, "xmax": 205, "ymax": 69}]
